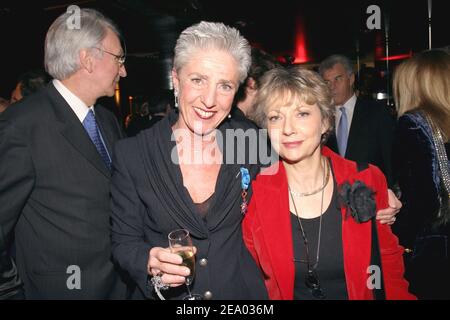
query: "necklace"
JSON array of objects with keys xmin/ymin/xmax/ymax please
[
  {"xmin": 289, "ymin": 157, "xmax": 327, "ymax": 299},
  {"xmin": 289, "ymin": 159, "xmax": 330, "ymax": 197}
]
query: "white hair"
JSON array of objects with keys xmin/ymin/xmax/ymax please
[
  {"xmin": 44, "ymin": 8, "xmax": 121, "ymax": 80},
  {"xmin": 173, "ymin": 21, "xmax": 251, "ymax": 83}
]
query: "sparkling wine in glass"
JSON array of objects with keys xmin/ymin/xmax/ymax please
[{"xmin": 168, "ymin": 229, "xmax": 202, "ymax": 300}]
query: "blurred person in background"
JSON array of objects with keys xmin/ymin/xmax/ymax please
[
  {"xmin": 126, "ymin": 90, "xmax": 173, "ymax": 137},
  {"xmin": 0, "ymin": 97, "xmax": 9, "ymax": 113},
  {"xmin": 232, "ymin": 47, "xmax": 279, "ymax": 122},
  {"xmin": 392, "ymin": 49, "xmax": 450, "ymax": 300},
  {"xmin": 10, "ymin": 69, "xmax": 50, "ymax": 104}
]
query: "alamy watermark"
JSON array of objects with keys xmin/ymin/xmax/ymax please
[
  {"xmin": 366, "ymin": 5, "xmax": 381, "ymax": 30},
  {"xmin": 66, "ymin": 265, "xmax": 81, "ymax": 290},
  {"xmin": 367, "ymin": 264, "xmax": 382, "ymax": 290},
  {"xmin": 66, "ymin": 5, "xmax": 81, "ymax": 30},
  {"xmin": 170, "ymin": 125, "xmax": 279, "ymax": 175}
]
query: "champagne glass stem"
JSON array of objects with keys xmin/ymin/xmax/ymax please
[{"xmin": 185, "ymin": 282, "xmax": 193, "ymax": 298}]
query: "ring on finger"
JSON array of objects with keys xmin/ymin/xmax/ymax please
[{"xmin": 151, "ymin": 271, "xmax": 169, "ymax": 290}]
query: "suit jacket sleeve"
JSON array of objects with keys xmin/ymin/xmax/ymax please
[
  {"xmin": 376, "ymin": 104, "xmax": 396, "ymax": 187},
  {"xmin": 110, "ymin": 140, "xmax": 153, "ymax": 298},
  {"xmin": 370, "ymin": 165, "xmax": 416, "ymax": 300},
  {"xmin": 0, "ymin": 118, "xmax": 35, "ymax": 297}
]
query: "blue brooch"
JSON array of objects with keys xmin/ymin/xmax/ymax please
[{"xmin": 240, "ymin": 167, "xmax": 250, "ymax": 215}]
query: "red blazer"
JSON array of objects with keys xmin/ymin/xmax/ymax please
[{"xmin": 243, "ymin": 147, "xmax": 416, "ymax": 300}]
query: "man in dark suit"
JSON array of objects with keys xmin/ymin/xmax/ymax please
[
  {"xmin": 319, "ymin": 54, "xmax": 396, "ymax": 186},
  {"xmin": 0, "ymin": 8, "xmax": 127, "ymax": 299}
]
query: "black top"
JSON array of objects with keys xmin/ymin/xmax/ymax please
[
  {"xmin": 194, "ymin": 194, "xmax": 214, "ymax": 220},
  {"xmin": 291, "ymin": 180, "xmax": 348, "ymax": 300}
]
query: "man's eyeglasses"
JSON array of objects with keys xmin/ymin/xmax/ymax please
[{"xmin": 93, "ymin": 47, "xmax": 126, "ymax": 66}]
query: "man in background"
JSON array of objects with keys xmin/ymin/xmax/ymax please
[{"xmin": 319, "ymin": 54, "xmax": 396, "ymax": 186}]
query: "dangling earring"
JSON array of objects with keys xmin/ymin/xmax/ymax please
[
  {"xmin": 228, "ymin": 114, "xmax": 231, "ymax": 119},
  {"xmin": 174, "ymin": 90, "xmax": 179, "ymax": 108}
]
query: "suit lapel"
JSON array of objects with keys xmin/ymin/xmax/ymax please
[
  {"xmin": 346, "ymin": 98, "xmax": 366, "ymax": 159},
  {"xmin": 256, "ymin": 163, "xmax": 295, "ymax": 299},
  {"xmin": 47, "ymin": 84, "xmax": 110, "ymax": 178},
  {"xmin": 94, "ymin": 106, "xmax": 115, "ymax": 156}
]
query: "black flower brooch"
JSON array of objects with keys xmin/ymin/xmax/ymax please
[{"xmin": 338, "ymin": 180, "xmax": 377, "ymax": 223}]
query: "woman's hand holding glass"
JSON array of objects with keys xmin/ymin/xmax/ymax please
[
  {"xmin": 168, "ymin": 229, "xmax": 202, "ymax": 300},
  {"xmin": 147, "ymin": 245, "xmax": 196, "ymax": 288}
]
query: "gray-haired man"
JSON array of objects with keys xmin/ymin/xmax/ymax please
[
  {"xmin": 319, "ymin": 54, "xmax": 396, "ymax": 186},
  {"xmin": 0, "ymin": 8, "xmax": 127, "ymax": 299}
]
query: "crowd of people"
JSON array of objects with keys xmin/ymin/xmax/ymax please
[{"xmin": 0, "ymin": 8, "xmax": 449, "ymax": 300}]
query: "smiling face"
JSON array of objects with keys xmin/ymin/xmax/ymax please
[
  {"xmin": 172, "ymin": 48, "xmax": 239, "ymax": 136},
  {"xmin": 266, "ymin": 95, "xmax": 329, "ymax": 164}
]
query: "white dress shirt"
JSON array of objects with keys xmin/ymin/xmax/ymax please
[
  {"xmin": 53, "ymin": 79, "xmax": 111, "ymax": 161},
  {"xmin": 53, "ymin": 79, "xmax": 94, "ymax": 122}
]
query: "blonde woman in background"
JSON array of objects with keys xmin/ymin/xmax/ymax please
[{"xmin": 392, "ymin": 49, "xmax": 450, "ymax": 299}]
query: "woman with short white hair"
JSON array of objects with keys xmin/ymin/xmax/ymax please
[{"xmin": 110, "ymin": 21, "xmax": 268, "ymax": 300}]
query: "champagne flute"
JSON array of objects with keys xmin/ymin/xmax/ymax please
[{"xmin": 168, "ymin": 229, "xmax": 202, "ymax": 300}]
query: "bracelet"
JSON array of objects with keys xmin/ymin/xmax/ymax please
[{"xmin": 150, "ymin": 272, "xmax": 169, "ymax": 300}]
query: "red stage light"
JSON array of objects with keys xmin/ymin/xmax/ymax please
[
  {"xmin": 294, "ymin": 18, "xmax": 308, "ymax": 63},
  {"xmin": 379, "ymin": 53, "xmax": 413, "ymax": 61}
]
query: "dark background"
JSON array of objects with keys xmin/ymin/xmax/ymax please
[{"xmin": 1, "ymin": 0, "xmax": 447, "ymax": 120}]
